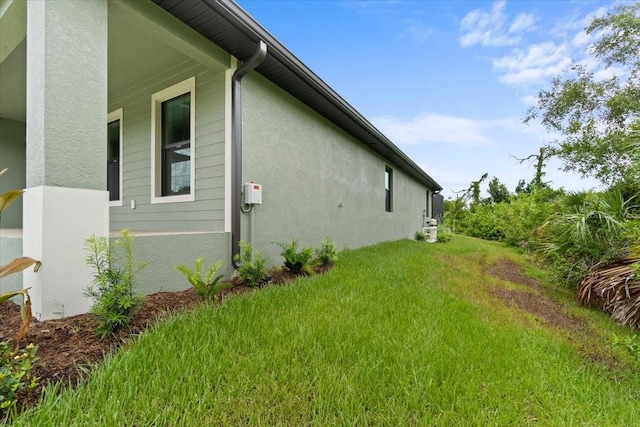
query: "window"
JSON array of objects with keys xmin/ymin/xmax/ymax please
[
  {"xmin": 151, "ymin": 77, "xmax": 196, "ymax": 204},
  {"xmin": 107, "ymin": 109, "xmax": 123, "ymax": 206},
  {"xmin": 161, "ymin": 93, "xmax": 191, "ymax": 196},
  {"xmin": 385, "ymin": 166, "xmax": 393, "ymax": 212}
]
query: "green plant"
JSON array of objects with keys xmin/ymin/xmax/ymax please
[
  {"xmin": 13, "ymin": 238, "xmax": 640, "ymax": 426},
  {"xmin": 437, "ymin": 227, "xmax": 452, "ymax": 243},
  {"xmin": 0, "ymin": 168, "xmax": 40, "ymax": 343},
  {"xmin": 0, "ymin": 342, "xmax": 38, "ymax": 416},
  {"xmin": 174, "ymin": 258, "xmax": 229, "ymax": 302},
  {"xmin": 414, "ymin": 230, "xmax": 428, "ymax": 241},
  {"xmin": 612, "ymin": 333, "xmax": 640, "ymax": 360},
  {"xmin": 234, "ymin": 241, "xmax": 267, "ymax": 287},
  {"xmin": 84, "ymin": 230, "xmax": 146, "ymax": 338},
  {"xmin": 277, "ymin": 240, "xmax": 314, "ymax": 275},
  {"xmin": 314, "ymin": 236, "xmax": 338, "ymax": 267},
  {"xmin": 534, "ymin": 188, "xmax": 634, "ymax": 287}
]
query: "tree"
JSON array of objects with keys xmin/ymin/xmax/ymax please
[
  {"xmin": 443, "ymin": 196, "xmax": 467, "ymax": 233},
  {"xmin": 515, "ymin": 179, "xmax": 529, "ymax": 194},
  {"xmin": 455, "ymin": 173, "xmax": 489, "ymax": 207},
  {"xmin": 513, "ymin": 147, "xmax": 551, "ymax": 190},
  {"xmin": 487, "ymin": 176, "xmax": 510, "ymax": 203},
  {"xmin": 524, "ymin": 3, "xmax": 640, "ymax": 186}
]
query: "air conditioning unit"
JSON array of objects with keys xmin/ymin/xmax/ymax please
[{"xmin": 423, "ymin": 218, "xmax": 438, "ymax": 243}]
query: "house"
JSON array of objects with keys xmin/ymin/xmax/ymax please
[{"xmin": 0, "ymin": 0, "xmax": 442, "ymax": 320}]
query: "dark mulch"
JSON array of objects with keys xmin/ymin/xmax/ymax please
[{"xmin": 1, "ymin": 265, "xmax": 330, "ymax": 413}]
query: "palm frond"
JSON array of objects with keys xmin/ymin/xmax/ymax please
[{"xmin": 578, "ymin": 256, "xmax": 640, "ymax": 328}]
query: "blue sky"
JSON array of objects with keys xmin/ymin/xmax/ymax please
[{"xmin": 236, "ymin": 0, "xmax": 625, "ymax": 199}]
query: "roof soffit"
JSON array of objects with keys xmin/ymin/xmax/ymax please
[{"xmin": 151, "ymin": 0, "xmax": 442, "ymax": 191}]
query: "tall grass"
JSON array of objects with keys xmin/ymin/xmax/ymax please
[{"xmin": 9, "ymin": 237, "xmax": 640, "ymax": 426}]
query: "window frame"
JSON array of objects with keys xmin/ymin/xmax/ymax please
[
  {"xmin": 150, "ymin": 77, "xmax": 196, "ymax": 204},
  {"xmin": 107, "ymin": 108, "xmax": 123, "ymax": 207},
  {"xmin": 385, "ymin": 166, "xmax": 393, "ymax": 213}
]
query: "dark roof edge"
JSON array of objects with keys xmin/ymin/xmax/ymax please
[{"xmin": 203, "ymin": 0, "xmax": 442, "ymax": 191}]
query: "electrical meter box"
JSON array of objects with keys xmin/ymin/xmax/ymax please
[{"xmin": 243, "ymin": 182, "xmax": 262, "ymax": 205}]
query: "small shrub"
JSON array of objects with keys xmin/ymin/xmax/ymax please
[
  {"xmin": 0, "ymin": 342, "xmax": 38, "ymax": 416},
  {"xmin": 175, "ymin": 258, "xmax": 229, "ymax": 302},
  {"xmin": 437, "ymin": 227, "xmax": 452, "ymax": 243},
  {"xmin": 277, "ymin": 240, "xmax": 314, "ymax": 275},
  {"xmin": 414, "ymin": 230, "xmax": 428, "ymax": 241},
  {"xmin": 234, "ymin": 241, "xmax": 267, "ymax": 287},
  {"xmin": 314, "ymin": 236, "xmax": 338, "ymax": 267},
  {"xmin": 84, "ymin": 230, "xmax": 146, "ymax": 338}
]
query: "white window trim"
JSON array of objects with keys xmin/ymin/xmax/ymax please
[
  {"xmin": 150, "ymin": 76, "xmax": 196, "ymax": 204},
  {"xmin": 108, "ymin": 108, "xmax": 124, "ymax": 207}
]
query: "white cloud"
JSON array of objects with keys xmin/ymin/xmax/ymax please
[
  {"xmin": 459, "ymin": 0, "xmax": 533, "ymax": 48},
  {"xmin": 372, "ymin": 114, "xmax": 495, "ymax": 147},
  {"xmin": 493, "ymin": 42, "xmax": 572, "ymax": 85},
  {"xmin": 464, "ymin": 2, "xmax": 624, "ymax": 90},
  {"xmin": 372, "ymin": 112, "xmax": 596, "ymax": 199},
  {"xmin": 509, "ymin": 13, "xmax": 535, "ymax": 34}
]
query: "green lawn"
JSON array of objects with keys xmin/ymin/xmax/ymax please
[{"xmin": 9, "ymin": 236, "xmax": 640, "ymax": 426}]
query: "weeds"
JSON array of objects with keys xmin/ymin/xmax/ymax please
[
  {"xmin": 612, "ymin": 333, "xmax": 640, "ymax": 360},
  {"xmin": 0, "ymin": 342, "xmax": 38, "ymax": 417}
]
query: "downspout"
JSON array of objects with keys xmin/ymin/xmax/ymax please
[{"xmin": 231, "ymin": 40, "xmax": 267, "ymax": 269}]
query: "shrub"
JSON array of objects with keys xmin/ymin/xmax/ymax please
[
  {"xmin": 84, "ymin": 230, "xmax": 146, "ymax": 338},
  {"xmin": 174, "ymin": 258, "xmax": 229, "ymax": 302},
  {"xmin": 437, "ymin": 227, "xmax": 452, "ymax": 243},
  {"xmin": 277, "ymin": 240, "xmax": 314, "ymax": 275},
  {"xmin": 452, "ymin": 189, "xmax": 561, "ymax": 247},
  {"xmin": 314, "ymin": 236, "xmax": 338, "ymax": 267},
  {"xmin": 0, "ymin": 342, "xmax": 38, "ymax": 416},
  {"xmin": 534, "ymin": 189, "xmax": 634, "ymax": 288},
  {"xmin": 234, "ymin": 241, "xmax": 267, "ymax": 287},
  {"xmin": 414, "ymin": 230, "xmax": 428, "ymax": 241}
]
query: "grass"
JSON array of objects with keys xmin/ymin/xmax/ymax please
[{"xmin": 8, "ymin": 236, "xmax": 640, "ymax": 426}]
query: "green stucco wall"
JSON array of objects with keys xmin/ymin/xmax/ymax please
[
  {"xmin": 26, "ymin": 0, "xmax": 107, "ymax": 190},
  {"xmin": 108, "ymin": 63, "xmax": 227, "ymax": 232},
  {"xmin": 0, "ymin": 235, "xmax": 22, "ymax": 294},
  {"xmin": 113, "ymin": 231, "xmax": 230, "ymax": 295},
  {"xmin": 242, "ymin": 74, "xmax": 429, "ymax": 265},
  {"xmin": 0, "ymin": 118, "xmax": 25, "ymax": 228}
]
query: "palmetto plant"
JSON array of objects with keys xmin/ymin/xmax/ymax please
[
  {"xmin": 578, "ymin": 256, "xmax": 640, "ymax": 328},
  {"xmin": 534, "ymin": 188, "xmax": 636, "ymax": 288}
]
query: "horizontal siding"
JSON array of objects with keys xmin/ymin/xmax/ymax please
[{"xmin": 108, "ymin": 59, "xmax": 227, "ymax": 232}]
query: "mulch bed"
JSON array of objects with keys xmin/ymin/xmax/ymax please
[{"xmin": 1, "ymin": 265, "xmax": 328, "ymax": 413}]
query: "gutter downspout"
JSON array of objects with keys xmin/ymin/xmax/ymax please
[{"xmin": 231, "ymin": 40, "xmax": 267, "ymax": 269}]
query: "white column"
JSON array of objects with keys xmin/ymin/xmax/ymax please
[{"xmin": 23, "ymin": 0, "xmax": 108, "ymax": 320}]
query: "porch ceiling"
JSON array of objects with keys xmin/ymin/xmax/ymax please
[
  {"xmin": 0, "ymin": 3, "xmax": 193, "ymax": 124},
  {"xmin": 108, "ymin": 7, "xmax": 190, "ymax": 97}
]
